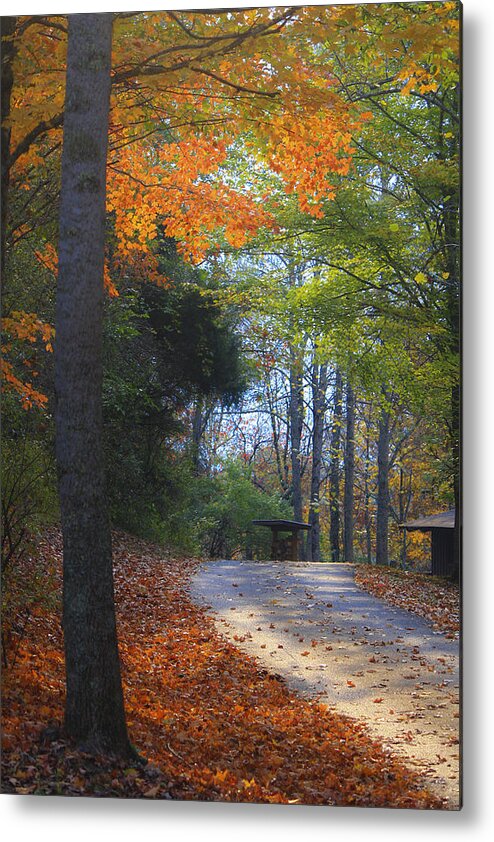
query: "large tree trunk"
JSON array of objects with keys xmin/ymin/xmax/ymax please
[
  {"xmin": 307, "ymin": 358, "xmax": 327, "ymax": 561},
  {"xmin": 55, "ymin": 14, "xmax": 133, "ymax": 758},
  {"xmin": 329, "ymin": 370, "xmax": 343, "ymax": 562},
  {"xmin": 1, "ymin": 16, "xmax": 16, "ymax": 277},
  {"xmin": 343, "ymin": 381, "xmax": 355, "ymax": 563},
  {"xmin": 376, "ymin": 406, "xmax": 390, "ymax": 566}
]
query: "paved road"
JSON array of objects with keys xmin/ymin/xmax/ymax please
[{"xmin": 190, "ymin": 560, "xmax": 460, "ymax": 809}]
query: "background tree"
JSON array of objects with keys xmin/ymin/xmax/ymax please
[
  {"xmin": 343, "ymin": 381, "xmax": 355, "ymax": 562},
  {"xmin": 327, "ymin": 370, "xmax": 343, "ymax": 562},
  {"xmin": 102, "ymin": 244, "xmax": 247, "ymax": 541},
  {"xmin": 306, "ymin": 348, "xmax": 328, "ymax": 562}
]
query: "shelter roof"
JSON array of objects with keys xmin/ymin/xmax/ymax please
[
  {"xmin": 401, "ymin": 509, "xmax": 455, "ymax": 531},
  {"xmin": 252, "ymin": 519, "xmax": 311, "ymax": 531}
]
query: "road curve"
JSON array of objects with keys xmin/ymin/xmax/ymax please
[{"xmin": 189, "ymin": 560, "xmax": 460, "ymax": 809}]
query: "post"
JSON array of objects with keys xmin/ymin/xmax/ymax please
[
  {"xmin": 271, "ymin": 528, "xmax": 280, "ymax": 560},
  {"xmin": 290, "ymin": 530, "xmax": 299, "ymax": 561}
]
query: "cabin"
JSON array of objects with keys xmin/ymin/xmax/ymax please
[{"xmin": 401, "ymin": 509, "xmax": 457, "ymax": 577}]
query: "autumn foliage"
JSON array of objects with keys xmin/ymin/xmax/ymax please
[
  {"xmin": 2, "ymin": 528, "xmax": 444, "ymax": 807},
  {"xmin": 2, "ymin": 4, "xmax": 460, "ymax": 406}
]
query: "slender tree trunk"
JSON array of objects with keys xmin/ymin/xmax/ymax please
[
  {"xmin": 329, "ymin": 370, "xmax": 343, "ymax": 562},
  {"xmin": 398, "ymin": 466, "xmax": 412, "ymax": 569},
  {"xmin": 289, "ymin": 341, "xmax": 304, "ymax": 528},
  {"xmin": 443, "ymin": 192, "xmax": 460, "ymax": 579},
  {"xmin": 444, "ymin": 173, "xmax": 461, "ymax": 579},
  {"xmin": 451, "ymin": 381, "xmax": 460, "ymax": 580},
  {"xmin": 343, "ymin": 381, "xmax": 355, "ymax": 562},
  {"xmin": 363, "ymin": 425, "xmax": 373, "ymax": 564},
  {"xmin": 191, "ymin": 397, "xmax": 212, "ymax": 474},
  {"xmin": 1, "ymin": 16, "xmax": 16, "ymax": 277},
  {"xmin": 55, "ymin": 14, "xmax": 133, "ymax": 758},
  {"xmin": 307, "ymin": 359, "xmax": 327, "ymax": 561},
  {"xmin": 191, "ymin": 397, "xmax": 203, "ymax": 471},
  {"xmin": 435, "ymin": 87, "xmax": 460, "ymax": 580},
  {"xmin": 266, "ymin": 377, "xmax": 289, "ymax": 496},
  {"xmin": 287, "ymin": 263, "xmax": 305, "ymax": 561},
  {"xmin": 376, "ymin": 406, "xmax": 390, "ymax": 566}
]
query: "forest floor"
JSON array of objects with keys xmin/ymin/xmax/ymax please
[{"xmin": 1, "ymin": 529, "xmax": 458, "ymax": 809}]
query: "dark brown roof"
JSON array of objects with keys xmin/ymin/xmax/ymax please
[
  {"xmin": 401, "ymin": 509, "xmax": 455, "ymax": 531},
  {"xmin": 252, "ymin": 519, "xmax": 311, "ymax": 531}
]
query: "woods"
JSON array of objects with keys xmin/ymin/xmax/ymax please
[{"xmin": 1, "ymin": 3, "xmax": 460, "ymax": 804}]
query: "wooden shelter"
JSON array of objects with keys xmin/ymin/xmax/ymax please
[
  {"xmin": 401, "ymin": 509, "xmax": 456, "ymax": 576},
  {"xmin": 251, "ymin": 519, "xmax": 311, "ymax": 561}
]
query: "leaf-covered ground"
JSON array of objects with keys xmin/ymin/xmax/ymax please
[
  {"xmin": 353, "ymin": 565, "xmax": 460, "ymax": 638},
  {"xmin": 2, "ymin": 530, "xmax": 445, "ymax": 807}
]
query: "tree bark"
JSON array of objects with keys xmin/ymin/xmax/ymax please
[
  {"xmin": 398, "ymin": 466, "xmax": 412, "ymax": 568},
  {"xmin": 287, "ymin": 264, "xmax": 306, "ymax": 560},
  {"xmin": 362, "ymin": 417, "xmax": 373, "ymax": 564},
  {"xmin": 191, "ymin": 396, "xmax": 212, "ymax": 474},
  {"xmin": 329, "ymin": 370, "xmax": 343, "ymax": 562},
  {"xmin": 1, "ymin": 16, "xmax": 16, "ymax": 277},
  {"xmin": 343, "ymin": 381, "xmax": 355, "ymax": 563},
  {"xmin": 444, "ymin": 159, "xmax": 461, "ymax": 579},
  {"xmin": 289, "ymin": 340, "xmax": 304, "ymax": 534},
  {"xmin": 434, "ymin": 86, "xmax": 460, "ymax": 580},
  {"xmin": 265, "ymin": 375, "xmax": 290, "ymax": 496},
  {"xmin": 191, "ymin": 398, "xmax": 203, "ymax": 472},
  {"xmin": 376, "ymin": 406, "xmax": 390, "ymax": 566},
  {"xmin": 307, "ymin": 358, "xmax": 327, "ymax": 561},
  {"xmin": 55, "ymin": 14, "xmax": 133, "ymax": 758}
]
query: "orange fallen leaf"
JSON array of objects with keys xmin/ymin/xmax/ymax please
[{"xmin": 143, "ymin": 785, "xmax": 161, "ymax": 797}]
